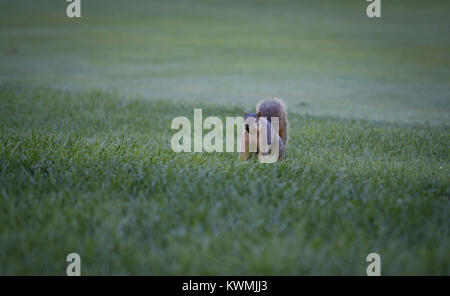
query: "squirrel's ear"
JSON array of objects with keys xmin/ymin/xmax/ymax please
[
  {"xmin": 244, "ymin": 112, "xmax": 247, "ymax": 116},
  {"xmin": 257, "ymin": 111, "xmax": 262, "ymax": 118}
]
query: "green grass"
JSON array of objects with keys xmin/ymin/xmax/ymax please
[
  {"xmin": 1, "ymin": 0, "xmax": 449, "ymax": 124},
  {"xmin": 0, "ymin": 0, "xmax": 449, "ymax": 275},
  {"xmin": 1, "ymin": 85, "xmax": 448, "ymax": 275}
]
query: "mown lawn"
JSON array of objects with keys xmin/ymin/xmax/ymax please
[
  {"xmin": 0, "ymin": 0, "xmax": 449, "ymax": 275},
  {"xmin": 0, "ymin": 85, "xmax": 448, "ymax": 275}
]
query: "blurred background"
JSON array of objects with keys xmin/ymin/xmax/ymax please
[{"xmin": 0, "ymin": 0, "xmax": 449, "ymax": 124}]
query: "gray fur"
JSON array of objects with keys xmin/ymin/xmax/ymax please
[{"xmin": 256, "ymin": 98, "xmax": 288, "ymax": 144}]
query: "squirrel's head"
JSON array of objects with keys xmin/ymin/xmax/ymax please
[{"xmin": 243, "ymin": 111, "xmax": 261, "ymax": 133}]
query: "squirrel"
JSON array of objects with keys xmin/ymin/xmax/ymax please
[{"xmin": 239, "ymin": 98, "xmax": 288, "ymax": 162}]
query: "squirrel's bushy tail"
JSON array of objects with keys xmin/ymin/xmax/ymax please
[{"xmin": 256, "ymin": 98, "xmax": 288, "ymax": 144}]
